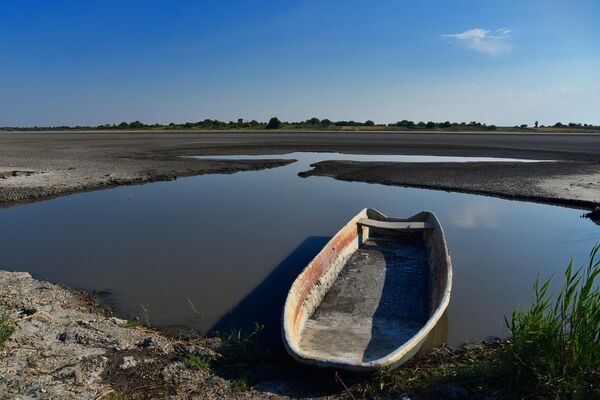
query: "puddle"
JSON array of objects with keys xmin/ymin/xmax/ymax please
[
  {"xmin": 0, "ymin": 153, "xmax": 595, "ymax": 346},
  {"xmin": 190, "ymin": 152, "xmax": 552, "ymax": 163}
]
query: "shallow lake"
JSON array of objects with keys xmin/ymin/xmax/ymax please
[{"xmin": 0, "ymin": 152, "xmax": 597, "ymax": 346}]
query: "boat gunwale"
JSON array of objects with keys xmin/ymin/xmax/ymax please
[{"xmin": 282, "ymin": 208, "xmax": 453, "ymax": 371}]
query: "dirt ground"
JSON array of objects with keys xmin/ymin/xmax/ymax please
[
  {"xmin": 0, "ymin": 270, "xmax": 323, "ymax": 399},
  {"xmin": 1, "ymin": 130, "xmax": 599, "ymax": 210},
  {"xmin": 299, "ymin": 160, "xmax": 600, "ymax": 210},
  {"xmin": 0, "ymin": 270, "xmax": 504, "ymax": 400}
]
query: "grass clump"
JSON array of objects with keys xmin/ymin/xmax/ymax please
[
  {"xmin": 184, "ymin": 354, "xmax": 211, "ymax": 370},
  {"xmin": 0, "ymin": 308, "xmax": 15, "ymax": 348},
  {"xmin": 225, "ymin": 321, "xmax": 264, "ymax": 362},
  {"xmin": 232, "ymin": 373, "xmax": 255, "ymax": 392},
  {"xmin": 122, "ymin": 320, "xmax": 138, "ymax": 329},
  {"xmin": 350, "ymin": 344, "xmax": 509, "ymax": 399},
  {"xmin": 506, "ymin": 243, "xmax": 600, "ymax": 397},
  {"xmin": 103, "ymin": 390, "xmax": 131, "ymax": 400}
]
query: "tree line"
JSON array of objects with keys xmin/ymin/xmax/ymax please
[{"xmin": 2, "ymin": 118, "xmax": 599, "ymax": 131}]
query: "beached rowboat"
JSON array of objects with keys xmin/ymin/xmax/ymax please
[{"xmin": 282, "ymin": 208, "xmax": 452, "ymax": 371}]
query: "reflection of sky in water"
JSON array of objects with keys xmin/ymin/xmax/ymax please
[
  {"xmin": 447, "ymin": 202, "xmax": 499, "ymax": 229},
  {"xmin": 190, "ymin": 152, "xmax": 551, "ymax": 164},
  {"xmin": 0, "ymin": 153, "xmax": 596, "ymax": 345}
]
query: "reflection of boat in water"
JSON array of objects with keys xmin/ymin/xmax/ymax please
[{"xmin": 282, "ymin": 208, "xmax": 452, "ymax": 372}]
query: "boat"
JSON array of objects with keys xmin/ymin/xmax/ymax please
[{"xmin": 282, "ymin": 208, "xmax": 452, "ymax": 371}]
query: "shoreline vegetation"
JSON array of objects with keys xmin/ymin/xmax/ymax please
[
  {"xmin": 357, "ymin": 243, "xmax": 599, "ymax": 399},
  {"xmin": 2, "ymin": 117, "xmax": 600, "ymax": 133},
  {"xmin": 1, "ymin": 245, "xmax": 598, "ymax": 399}
]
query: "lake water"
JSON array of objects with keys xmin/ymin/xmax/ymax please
[{"xmin": 0, "ymin": 152, "xmax": 596, "ymax": 346}]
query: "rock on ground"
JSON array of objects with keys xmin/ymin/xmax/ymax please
[{"xmin": 0, "ymin": 270, "xmax": 275, "ymax": 399}]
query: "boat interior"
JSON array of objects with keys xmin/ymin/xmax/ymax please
[{"xmin": 298, "ymin": 227, "xmax": 432, "ymax": 363}]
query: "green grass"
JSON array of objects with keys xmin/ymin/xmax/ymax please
[
  {"xmin": 232, "ymin": 373, "xmax": 255, "ymax": 392},
  {"xmin": 103, "ymin": 390, "xmax": 131, "ymax": 400},
  {"xmin": 349, "ymin": 344, "xmax": 510, "ymax": 399},
  {"xmin": 224, "ymin": 321, "xmax": 264, "ymax": 362},
  {"xmin": 0, "ymin": 307, "xmax": 15, "ymax": 348},
  {"xmin": 505, "ymin": 243, "xmax": 600, "ymax": 397},
  {"xmin": 122, "ymin": 320, "xmax": 138, "ymax": 329},
  {"xmin": 183, "ymin": 354, "xmax": 211, "ymax": 370}
]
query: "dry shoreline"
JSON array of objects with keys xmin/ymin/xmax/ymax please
[
  {"xmin": 0, "ymin": 270, "xmax": 493, "ymax": 399},
  {"xmin": 299, "ymin": 160, "xmax": 600, "ymax": 211},
  {"xmin": 0, "ymin": 130, "xmax": 599, "ymax": 210},
  {"xmin": 0, "ymin": 158, "xmax": 294, "ymax": 208},
  {"xmin": 0, "ymin": 270, "xmax": 271, "ymax": 399}
]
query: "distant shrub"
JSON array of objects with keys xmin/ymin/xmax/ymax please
[
  {"xmin": 320, "ymin": 118, "xmax": 332, "ymax": 127},
  {"xmin": 266, "ymin": 117, "xmax": 281, "ymax": 129}
]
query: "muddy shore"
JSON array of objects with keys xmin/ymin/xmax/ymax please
[
  {"xmin": 0, "ymin": 270, "xmax": 492, "ymax": 399},
  {"xmin": 1, "ymin": 130, "xmax": 599, "ymax": 209},
  {"xmin": 300, "ymin": 160, "xmax": 600, "ymax": 210},
  {"xmin": 0, "ymin": 269, "xmax": 279, "ymax": 399}
]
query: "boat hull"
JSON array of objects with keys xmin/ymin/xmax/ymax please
[{"xmin": 282, "ymin": 208, "xmax": 452, "ymax": 371}]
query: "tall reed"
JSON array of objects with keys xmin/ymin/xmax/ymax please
[{"xmin": 507, "ymin": 243, "xmax": 600, "ymax": 396}]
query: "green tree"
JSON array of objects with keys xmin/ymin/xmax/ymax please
[
  {"xmin": 266, "ymin": 117, "xmax": 281, "ymax": 129},
  {"xmin": 365, "ymin": 120, "xmax": 375, "ymax": 126}
]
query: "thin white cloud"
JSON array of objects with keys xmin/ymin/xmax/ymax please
[
  {"xmin": 495, "ymin": 27, "xmax": 512, "ymax": 37},
  {"xmin": 442, "ymin": 28, "xmax": 511, "ymax": 56}
]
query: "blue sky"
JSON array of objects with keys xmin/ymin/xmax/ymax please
[{"xmin": 1, "ymin": 0, "xmax": 599, "ymax": 126}]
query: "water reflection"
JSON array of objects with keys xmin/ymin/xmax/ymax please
[{"xmin": 448, "ymin": 202, "xmax": 499, "ymax": 229}]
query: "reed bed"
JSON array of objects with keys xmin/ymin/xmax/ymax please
[{"xmin": 506, "ymin": 243, "xmax": 600, "ymax": 397}]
